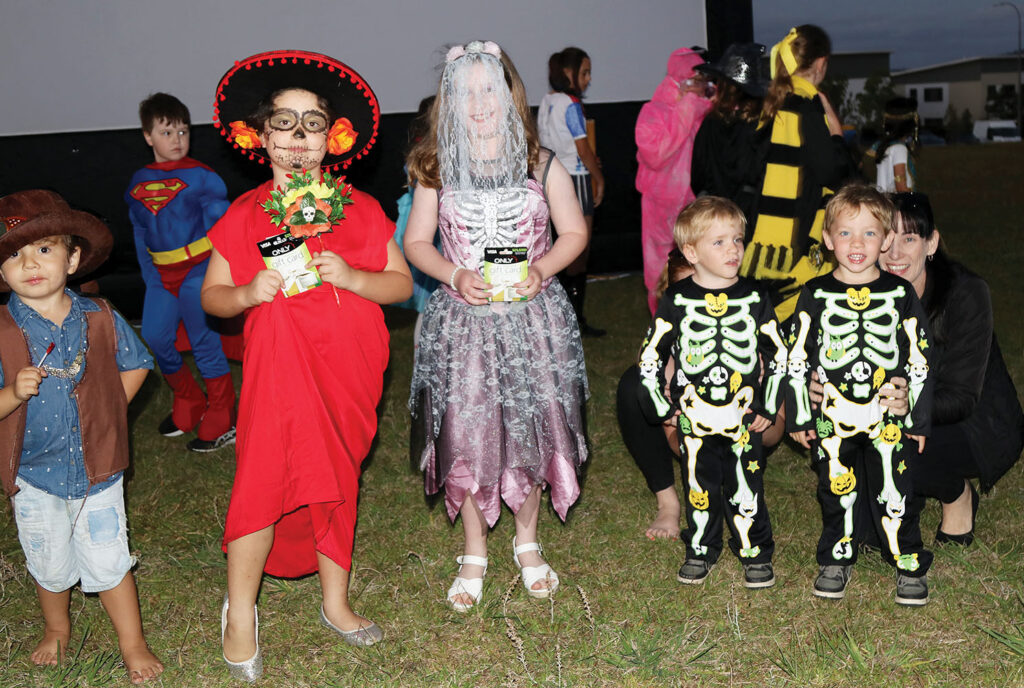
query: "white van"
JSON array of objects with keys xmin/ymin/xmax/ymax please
[{"xmin": 973, "ymin": 120, "xmax": 1022, "ymax": 142}]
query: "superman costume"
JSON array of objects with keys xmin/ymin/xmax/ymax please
[{"xmin": 126, "ymin": 157, "xmax": 236, "ymax": 442}]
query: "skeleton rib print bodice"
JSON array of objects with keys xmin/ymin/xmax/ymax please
[
  {"xmin": 785, "ymin": 271, "xmax": 933, "ymax": 440},
  {"xmin": 637, "ymin": 277, "xmax": 787, "ymax": 438},
  {"xmin": 436, "ymin": 178, "xmax": 555, "ymax": 302}
]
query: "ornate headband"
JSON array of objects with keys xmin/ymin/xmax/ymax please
[{"xmin": 446, "ymin": 40, "xmax": 501, "ymax": 63}]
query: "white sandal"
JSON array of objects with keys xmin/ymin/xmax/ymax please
[
  {"xmin": 512, "ymin": 537, "xmax": 560, "ymax": 599},
  {"xmin": 447, "ymin": 555, "xmax": 488, "ymax": 612}
]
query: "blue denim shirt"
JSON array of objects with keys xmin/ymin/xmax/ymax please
[{"xmin": 3, "ymin": 290, "xmax": 153, "ymax": 499}]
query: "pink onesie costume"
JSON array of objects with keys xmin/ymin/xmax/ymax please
[{"xmin": 635, "ymin": 48, "xmax": 712, "ymax": 313}]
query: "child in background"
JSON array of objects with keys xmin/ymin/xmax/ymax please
[
  {"xmin": 873, "ymin": 97, "xmax": 919, "ymax": 192},
  {"xmin": 787, "ymin": 183, "xmax": 933, "ymax": 606},
  {"xmin": 537, "ymin": 46, "xmax": 605, "ymax": 336},
  {"xmin": 744, "ymin": 25, "xmax": 854, "ymax": 322},
  {"xmin": 405, "ymin": 40, "xmax": 589, "ymax": 611},
  {"xmin": 126, "ymin": 93, "xmax": 236, "ymax": 452},
  {"xmin": 636, "ymin": 197, "xmax": 785, "ymax": 587},
  {"xmin": 0, "ymin": 190, "xmax": 161, "ymax": 683},
  {"xmin": 393, "ymin": 96, "xmax": 441, "ymax": 346},
  {"xmin": 635, "ymin": 47, "xmax": 713, "ymax": 314}
]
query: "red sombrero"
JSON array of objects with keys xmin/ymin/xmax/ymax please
[{"xmin": 214, "ymin": 50, "xmax": 380, "ymax": 171}]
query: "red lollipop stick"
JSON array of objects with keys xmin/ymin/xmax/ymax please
[{"xmin": 37, "ymin": 342, "xmax": 55, "ymax": 367}]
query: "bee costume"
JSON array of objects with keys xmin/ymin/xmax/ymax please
[
  {"xmin": 637, "ymin": 277, "xmax": 786, "ymax": 565},
  {"xmin": 787, "ymin": 271, "xmax": 934, "ymax": 575}
]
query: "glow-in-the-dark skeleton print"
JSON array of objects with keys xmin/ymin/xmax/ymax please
[
  {"xmin": 637, "ymin": 278, "xmax": 785, "ymax": 565},
  {"xmin": 788, "ymin": 272, "xmax": 934, "ymax": 576}
]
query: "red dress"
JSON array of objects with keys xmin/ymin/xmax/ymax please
[{"xmin": 209, "ymin": 180, "xmax": 392, "ymax": 576}]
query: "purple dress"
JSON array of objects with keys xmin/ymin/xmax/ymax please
[{"xmin": 409, "ymin": 177, "xmax": 589, "ymax": 526}]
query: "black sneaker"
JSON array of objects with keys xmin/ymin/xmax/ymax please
[
  {"xmin": 743, "ymin": 562, "xmax": 776, "ymax": 589},
  {"xmin": 158, "ymin": 414, "xmax": 184, "ymax": 437},
  {"xmin": 677, "ymin": 559, "xmax": 713, "ymax": 585},
  {"xmin": 895, "ymin": 574, "xmax": 929, "ymax": 607},
  {"xmin": 813, "ymin": 565, "xmax": 853, "ymax": 599},
  {"xmin": 186, "ymin": 427, "xmax": 236, "ymax": 453}
]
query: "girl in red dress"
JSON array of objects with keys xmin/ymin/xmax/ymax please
[{"xmin": 201, "ymin": 51, "xmax": 411, "ymax": 681}]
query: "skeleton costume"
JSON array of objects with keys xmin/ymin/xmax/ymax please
[
  {"xmin": 636, "ymin": 277, "xmax": 786, "ymax": 565},
  {"xmin": 409, "ymin": 43, "xmax": 589, "ymax": 526},
  {"xmin": 786, "ymin": 271, "xmax": 934, "ymax": 576}
]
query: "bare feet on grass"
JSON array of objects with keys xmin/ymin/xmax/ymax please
[
  {"xmin": 30, "ymin": 627, "xmax": 70, "ymax": 666},
  {"xmin": 121, "ymin": 641, "xmax": 164, "ymax": 684},
  {"xmin": 646, "ymin": 487, "xmax": 681, "ymax": 540}
]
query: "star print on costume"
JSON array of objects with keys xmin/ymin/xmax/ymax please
[
  {"xmin": 637, "ymin": 277, "xmax": 786, "ymax": 567},
  {"xmin": 785, "ymin": 271, "xmax": 934, "ymax": 577}
]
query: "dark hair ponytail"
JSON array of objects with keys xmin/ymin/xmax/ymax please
[
  {"xmin": 548, "ymin": 47, "xmax": 589, "ymax": 97},
  {"xmin": 761, "ymin": 24, "xmax": 831, "ymax": 122}
]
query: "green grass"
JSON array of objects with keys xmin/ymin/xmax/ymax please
[{"xmin": 1, "ymin": 143, "xmax": 1023, "ymax": 687}]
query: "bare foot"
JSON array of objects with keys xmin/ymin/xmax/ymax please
[
  {"xmin": 30, "ymin": 628, "xmax": 70, "ymax": 666},
  {"xmin": 121, "ymin": 641, "xmax": 163, "ymax": 684},
  {"xmin": 223, "ymin": 602, "xmax": 257, "ymax": 664},
  {"xmin": 646, "ymin": 486, "xmax": 681, "ymax": 540},
  {"xmin": 646, "ymin": 506, "xmax": 681, "ymax": 540}
]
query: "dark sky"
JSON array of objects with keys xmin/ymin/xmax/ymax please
[{"xmin": 753, "ymin": 1, "xmax": 1020, "ymax": 71}]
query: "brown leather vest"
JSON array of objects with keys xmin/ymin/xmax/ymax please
[{"xmin": 0, "ymin": 298, "xmax": 129, "ymax": 497}]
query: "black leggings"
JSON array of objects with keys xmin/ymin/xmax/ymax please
[
  {"xmin": 911, "ymin": 422, "xmax": 979, "ymax": 504},
  {"xmin": 616, "ymin": 365, "xmax": 677, "ymax": 493}
]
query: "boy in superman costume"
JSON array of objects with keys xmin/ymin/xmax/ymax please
[{"xmin": 126, "ymin": 93, "xmax": 236, "ymax": 452}]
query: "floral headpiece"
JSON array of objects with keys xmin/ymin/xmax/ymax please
[{"xmin": 446, "ymin": 40, "xmax": 501, "ymax": 63}]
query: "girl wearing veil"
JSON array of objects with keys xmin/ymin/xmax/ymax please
[{"xmin": 405, "ymin": 41, "xmax": 590, "ymax": 611}]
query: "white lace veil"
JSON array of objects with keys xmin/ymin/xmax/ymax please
[{"xmin": 437, "ymin": 41, "xmax": 528, "ymax": 193}]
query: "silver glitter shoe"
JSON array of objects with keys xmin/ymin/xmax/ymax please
[
  {"xmin": 319, "ymin": 604, "xmax": 384, "ymax": 647},
  {"xmin": 221, "ymin": 594, "xmax": 262, "ymax": 682}
]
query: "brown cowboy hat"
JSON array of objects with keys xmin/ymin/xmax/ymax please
[{"xmin": 0, "ymin": 190, "xmax": 113, "ymax": 291}]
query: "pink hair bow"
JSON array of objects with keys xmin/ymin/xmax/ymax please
[{"xmin": 446, "ymin": 40, "xmax": 501, "ymax": 63}]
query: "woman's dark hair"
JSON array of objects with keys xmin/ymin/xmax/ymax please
[
  {"xmin": 548, "ymin": 47, "xmax": 589, "ymax": 96},
  {"xmin": 712, "ymin": 78, "xmax": 762, "ymax": 124},
  {"xmin": 890, "ymin": 192, "xmax": 953, "ymax": 320},
  {"xmin": 762, "ymin": 25, "xmax": 831, "ymax": 122},
  {"xmin": 247, "ymin": 88, "xmax": 336, "ymax": 131}
]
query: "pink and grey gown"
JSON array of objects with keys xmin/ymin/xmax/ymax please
[{"xmin": 409, "ymin": 177, "xmax": 589, "ymax": 526}]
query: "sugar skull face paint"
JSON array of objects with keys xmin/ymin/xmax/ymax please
[{"xmin": 261, "ymin": 89, "xmax": 328, "ymax": 173}]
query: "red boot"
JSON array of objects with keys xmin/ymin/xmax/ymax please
[
  {"xmin": 189, "ymin": 373, "xmax": 237, "ymax": 452},
  {"xmin": 163, "ymin": 367, "xmax": 206, "ymax": 434}
]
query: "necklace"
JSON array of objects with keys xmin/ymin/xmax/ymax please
[{"xmin": 33, "ymin": 317, "xmax": 87, "ymax": 380}]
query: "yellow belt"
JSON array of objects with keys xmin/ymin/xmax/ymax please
[{"xmin": 148, "ymin": 236, "xmax": 212, "ymax": 266}]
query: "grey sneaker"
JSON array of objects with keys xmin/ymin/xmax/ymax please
[
  {"xmin": 813, "ymin": 565, "xmax": 853, "ymax": 599},
  {"xmin": 677, "ymin": 559, "xmax": 713, "ymax": 585},
  {"xmin": 743, "ymin": 562, "xmax": 776, "ymax": 589},
  {"xmin": 895, "ymin": 574, "xmax": 929, "ymax": 607}
]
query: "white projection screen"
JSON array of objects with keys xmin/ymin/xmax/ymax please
[{"xmin": 0, "ymin": 0, "xmax": 705, "ymax": 136}]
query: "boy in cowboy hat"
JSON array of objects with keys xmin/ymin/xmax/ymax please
[{"xmin": 0, "ymin": 190, "xmax": 163, "ymax": 683}]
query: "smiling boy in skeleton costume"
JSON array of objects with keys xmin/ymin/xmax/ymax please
[
  {"xmin": 786, "ymin": 183, "xmax": 934, "ymax": 606},
  {"xmin": 637, "ymin": 197, "xmax": 785, "ymax": 589}
]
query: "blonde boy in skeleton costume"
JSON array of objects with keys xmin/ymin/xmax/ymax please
[
  {"xmin": 637, "ymin": 197, "xmax": 786, "ymax": 588},
  {"xmin": 786, "ymin": 183, "xmax": 934, "ymax": 606}
]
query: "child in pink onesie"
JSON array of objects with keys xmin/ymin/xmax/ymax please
[{"xmin": 635, "ymin": 48, "xmax": 713, "ymax": 313}]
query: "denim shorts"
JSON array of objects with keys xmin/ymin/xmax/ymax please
[{"xmin": 12, "ymin": 476, "xmax": 136, "ymax": 593}]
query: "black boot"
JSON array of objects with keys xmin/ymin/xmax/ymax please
[{"xmin": 562, "ymin": 273, "xmax": 605, "ymax": 337}]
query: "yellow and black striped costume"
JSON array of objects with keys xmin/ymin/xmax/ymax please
[{"xmin": 742, "ymin": 76, "xmax": 853, "ymax": 321}]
